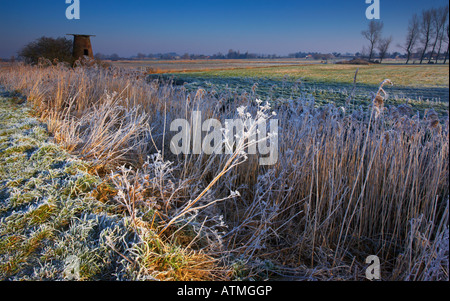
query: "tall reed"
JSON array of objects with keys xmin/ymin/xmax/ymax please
[{"xmin": 0, "ymin": 62, "xmax": 447, "ymax": 280}]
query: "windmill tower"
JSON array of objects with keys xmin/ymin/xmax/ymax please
[{"xmin": 67, "ymin": 34, "xmax": 95, "ymax": 61}]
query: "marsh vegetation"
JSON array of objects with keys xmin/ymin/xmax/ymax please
[{"xmin": 0, "ymin": 61, "xmax": 448, "ymax": 280}]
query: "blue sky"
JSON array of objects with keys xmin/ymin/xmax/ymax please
[{"xmin": 0, "ymin": 0, "xmax": 448, "ymax": 58}]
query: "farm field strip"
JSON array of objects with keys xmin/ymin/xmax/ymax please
[
  {"xmin": 188, "ymin": 64, "xmax": 450, "ymax": 88},
  {"xmin": 111, "ymin": 59, "xmax": 323, "ymax": 73},
  {"xmin": 115, "ymin": 61, "xmax": 449, "ymax": 116},
  {"xmin": 115, "ymin": 61, "xmax": 450, "ymax": 88}
]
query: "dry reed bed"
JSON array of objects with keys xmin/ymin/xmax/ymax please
[{"xmin": 0, "ymin": 62, "xmax": 448, "ymax": 280}]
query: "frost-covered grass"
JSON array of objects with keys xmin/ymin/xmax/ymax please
[
  {"xmin": 0, "ymin": 62, "xmax": 448, "ymax": 281},
  {"xmin": 0, "ymin": 94, "xmax": 117, "ymax": 279},
  {"xmin": 0, "ymin": 93, "xmax": 222, "ymax": 280}
]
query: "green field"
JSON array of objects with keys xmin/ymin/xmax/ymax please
[
  {"xmin": 114, "ymin": 60, "xmax": 449, "ymax": 87},
  {"xmin": 171, "ymin": 63, "xmax": 449, "ymax": 87},
  {"xmin": 142, "ymin": 62, "xmax": 449, "ymax": 118}
]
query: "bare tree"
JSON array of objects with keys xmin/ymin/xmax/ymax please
[
  {"xmin": 362, "ymin": 20, "xmax": 384, "ymax": 61},
  {"xmin": 401, "ymin": 14, "xmax": 421, "ymax": 64},
  {"xmin": 434, "ymin": 6, "xmax": 449, "ymax": 63},
  {"xmin": 377, "ymin": 36, "xmax": 393, "ymax": 63},
  {"xmin": 419, "ymin": 9, "xmax": 434, "ymax": 64},
  {"xmin": 428, "ymin": 6, "xmax": 449, "ymax": 63},
  {"xmin": 444, "ymin": 24, "xmax": 450, "ymax": 64}
]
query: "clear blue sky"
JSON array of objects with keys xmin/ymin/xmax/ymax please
[{"xmin": 0, "ymin": 0, "xmax": 448, "ymax": 58}]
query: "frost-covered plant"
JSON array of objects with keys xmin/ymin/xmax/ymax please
[{"xmin": 160, "ymin": 100, "xmax": 276, "ymax": 235}]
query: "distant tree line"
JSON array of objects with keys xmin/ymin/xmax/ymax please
[
  {"xmin": 114, "ymin": 50, "xmax": 347, "ymax": 61},
  {"xmin": 112, "ymin": 50, "xmax": 279, "ymax": 61},
  {"xmin": 94, "ymin": 53, "xmax": 122, "ymax": 61},
  {"xmin": 115, "ymin": 50, "xmax": 406, "ymax": 62}
]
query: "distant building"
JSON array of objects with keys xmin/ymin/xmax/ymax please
[{"xmin": 67, "ymin": 34, "xmax": 95, "ymax": 61}]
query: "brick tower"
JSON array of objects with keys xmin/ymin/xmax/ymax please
[{"xmin": 67, "ymin": 34, "xmax": 95, "ymax": 61}]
